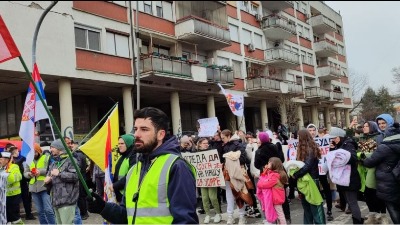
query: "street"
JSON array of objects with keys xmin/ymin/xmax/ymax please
[{"xmin": 22, "ymin": 198, "xmax": 373, "ymax": 224}]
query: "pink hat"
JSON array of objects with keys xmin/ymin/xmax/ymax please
[{"xmin": 258, "ymin": 132, "xmax": 270, "ymax": 143}]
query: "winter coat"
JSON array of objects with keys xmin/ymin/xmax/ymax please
[
  {"xmin": 292, "ymin": 150, "xmax": 320, "ymax": 180},
  {"xmin": 46, "ymin": 154, "xmax": 79, "ymax": 208},
  {"xmin": 363, "ymin": 133, "xmax": 400, "ymax": 202},
  {"xmin": 256, "ymin": 171, "xmax": 278, "ymax": 223},
  {"xmin": 375, "ymin": 114, "xmax": 394, "ymax": 144},
  {"xmin": 332, "ymin": 137, "xmax": 361, "ymax": 191},
  {"xmin": 221, "ymin": 137, "xmax": 246, "ymax": 165},
  {"xmin": 254, "ymin": 142, "xmax": 280, "ymax": 173}
]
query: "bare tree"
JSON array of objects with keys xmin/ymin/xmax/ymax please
[
  {"xmin": 391, "ymin": 67, "xmax": 400, "ymax": 93},
  {"xmin": 276, "ymin": 95, "xmax": 300, "ymax": 135},
  {"xmin": 347, "ymin": 69, "xmax": 369, "ymax": 101}
]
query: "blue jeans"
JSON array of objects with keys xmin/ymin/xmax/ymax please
[
  {"xmin": 74, "ymin": 205, "xmax": 82, "ymax": 224},
  {"xmin": 32, "ymin": 191, "xmax": 56, "ymax": 225}
]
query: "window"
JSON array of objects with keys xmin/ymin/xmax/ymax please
[
  {"xmin": 144, "ymin": 1, "xmax": 152, "ymax": 14},
  {"xmin": 229, "ymin": 24, "xmax": 239, "ymax": 42},
  {"xmin": 156, "ymin": 1, "xmax": 163, "ymax": 17},
  {"xmin": 232, "ymin": 60, "xmax": 242, "ymax": 78},
  {"xmin": 336, "ymin": 25, "xmax": 342, "ymax": 35},
  {"xmin": 111, "ymin": 1, "xmax": 126, "ymax": 6},
  {"xmin": 182, "ymin": 51, "xmax": 191, "ymax": 59},
  {"xmin": 254, "ymin": 33, "xmax": 263, "ymax": 49},
  {"xmin": 304, "ymin": 27, "xmax": 310, "ymax": 40},
  {"xmin": 217, "ymin": 56, "xmax": 229, "ymax": 66},
  {"xmin": 338, "ymin": 44, "xmax": 344, "ymax": 55},
  {"xmin": 241, "ymin": 1, "xmax": 249, "ymax": 11},
  {"xmin": 162, "ymin": 1, "xmax": 173, "ymax": 20},
  {"xmin": 242, "ymin": 29, "xmax": 252, "ymax": 45},
  {"xmin": 301, "ymin": 50, "xmax": 306, "ymax": 63},
  {"xmin": 307, "ymin": 53, "xmax": 313, "ymax": 65},
  {"xmin": 250, "ymin": 3, "xmax": 258, "ymax": 15},
  {"xmin": 301, "ymin": 1, "xmax": 307, "ymax": 14},
  {"xmin": 75, "ymin": 26, "xmax": 101, "ymax": 51},
  {"xmin": 297, "ymin": 24, "xmax": 303, "ymax": 37},
  {"xmin": 106, "ymin": 32, "xmax": 130, "ymax": 57}
]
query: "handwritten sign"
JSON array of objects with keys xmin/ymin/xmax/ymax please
[
  {"xmin": 0, "ymin": 172, "xmax": 8, "ymax": 224},
  {"xmin": 286, "ymin": 137, "xmax": 331, "ymax": 175},
  {"xmin": 182, "ymin": 149, "xmax": 225, "ymax": 187},
  {"xmin": 198, "ymin": 117, "xmax": 219, "ymax": 137}
]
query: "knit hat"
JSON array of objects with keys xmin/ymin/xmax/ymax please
[
  {"xmin": 34, "ymin": 143, "xmax": 42, "ymax": 154},
  {"xmin": 328, "ymin": 127, "xmax": 346, "ymax": 139},
  {"xmin": 120, "ymin": 134, "xmax": 135, "ymax": 149},
  {"xmin": 306, "ymin": 123, "xmax": 317, "ymax": 130},
  {"xmin": 258, "ymin": 132, "xmax": 270, "ymax": 143},
  {"xmin": 50, "ymin": 139, "xmax": 66, "ymax": 152},
  {"xmin": 0, "ymin": 151, "xmax": 11, "ymax": 159}
]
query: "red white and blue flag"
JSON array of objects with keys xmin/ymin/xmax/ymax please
[{"xmin": 0, "ymin": 15, "xmax": 20, "ymax": 63}]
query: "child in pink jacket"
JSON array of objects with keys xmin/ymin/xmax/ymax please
[{"xmin": 257, "ymin": 157, "xmax": 288, "ymax": 224}]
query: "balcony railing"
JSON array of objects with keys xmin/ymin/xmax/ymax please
[
  {"xmin": 246, "ymin": 76, "xmax": 281, "ymax": 92},
  {"xmin": 287, "ymin": 82, "xmax": 303, "ymax": 94},
  {"xmin": 139, "ymin": 54, "xmax": 192, "ymax": 79},
  {"xmin": 262, "ymin": 15, "xmax": 296, "ymax": 40},
  {"xmin": 176, "ymin": 15, "xmax": 230, "ymax": 50},
  {"xmin": 314, "ymin": 39, "xmax": 338, "ymax": 57},
  {"xmin": 304, "ymin": 87, "xmax": 331, "ymax": 99},
  {"xmin": 206, "ymin": 67, "xmax": 234, "ymax": 85},
  {"xmin": 309, "ymin": 14, "xmax": 336, "ymax": 34},
  {"xmin": 316, "ymin": 66, "xmax": 342, "ymax": 80},
  {"xmin": 261, "ymin": 1, "xmax": 293, "ymax": 12},
  {"xmin": 332, "ymin": 91, "xmax": 344, "ymax": 101},
  {"xmin": 265, "ymin": 48, "xmax": 300, "ymax": 68}
]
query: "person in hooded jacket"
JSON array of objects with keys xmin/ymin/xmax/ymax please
[
  {"xmin": 113, "ymin": 134, "xmax": 137, "ymax": 203},
  {"xmin": 358, "ymin": 121, "xmax": 387, "ymax": 223},
  {"xmin": 375, "ymin": 114, "xmax": 394, "ymax": 144},
  {"xmin": 329, "ymin": 127, "xmax": 362, "ymax": 224},
  {"xmin": 87, "ymin": 107, "xmax": 198, "ymax": 224},
  {"xmin": 363, "ymin": 122, "xmax": 400, "ymax": 224}
]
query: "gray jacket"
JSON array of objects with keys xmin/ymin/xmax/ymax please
[{"xmin": 46, "ymin": 154, "xmax": 79, "ymax": 208}]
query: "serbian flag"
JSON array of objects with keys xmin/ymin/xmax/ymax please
[
  {"xmin": 217, "ymin": 83, "xmax": 244, "ymax": 117},
  {"xmin": 0, "ymin": 15, "xmax": 20, "ymax": 63},
  {"xmin": 19, "ymin": 78, "xmax": 37, "ymax": 164},
  {"xmin": 32, "ymin": 63, "xmax": 49, "ymax": 122},
  {"xmin": 80, "ymin": 105, "xmax": 119, "ymax": 203}
]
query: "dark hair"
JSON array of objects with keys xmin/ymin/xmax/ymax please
[
  {"xmin": 221, "ymin": 129, "xmax": 232, "ymax": 137},
  {"xmin": 297, "ymin": 129, "xmax": 321, "ymax": 161},
  {"xmin": 8, "ymin": 146, "xmax": 18, "ymax": 153},
  {"xmin": 5, "ymin": 143, "xmax": 14, "ymax": 150},
  {"xmin": 134, "ymin": 107, "xmax": 169, "ymax": 132}
]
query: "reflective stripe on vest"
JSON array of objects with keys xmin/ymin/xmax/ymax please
[
  {"xmin": 125, "ymin": 154, "xmax": 178, "ymax": 224},
  {"xmin": 29, "ymin": 154, "xmax": 49, "ymax": 185}
]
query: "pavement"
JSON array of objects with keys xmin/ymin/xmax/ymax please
[{"xmin": 20, "ymin": 198, "xmax": 377, "ymax": 224}]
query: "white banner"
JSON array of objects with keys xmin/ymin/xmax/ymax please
[
  {"xmin": 198, "ymin": 117, "xmax": 219, "ymax": 137},
  {"xmin": 218, "ymin": 83, "xmax": 244, "ymax": 117},
  {"xmin": 0, "ymin": 172, "xmax": 8, "ymax": 224},
  {"xmin": 286, "ymin": 138, "xmax": 331, "ymax": 175},
  {"xmin": 182, "ymin": 149, "xmax": 225, "ymax": 187}
]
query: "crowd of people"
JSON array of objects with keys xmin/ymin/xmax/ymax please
[{"xmin": 1, "ymin": 107, "xmax": 400, "ymax": 225}]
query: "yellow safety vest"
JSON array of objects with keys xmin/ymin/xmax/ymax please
[
  {"xmin": 6, "ymin": 163, "xmax": 22, "ymax": 196},
  {"xmin": 118, "ymin": 157, "xmax": 130, "ymax": 195},
  {"xmin": 125, "ymin": 154, "xmax": 195, "ymax": 224},
  {"xmin": 29, "ymin": 154, "xmax": 49, "ymax": 185}
]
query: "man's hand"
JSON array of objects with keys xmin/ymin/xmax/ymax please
[
  {"xmin": 44, "ymin": 176, "xmax": 52, "ymax": 184},
  {"xmin": 87, "ymin": 190, "xmax": 106, "ymax": 214},
  {"xmin": 50, "ymin": 168, "xmax": 60, "ymax": 176}
]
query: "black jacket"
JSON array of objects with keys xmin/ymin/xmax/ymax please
[
  {"xmin": 254, "ymin": 142, "xmax": 280, "ymax": 173},
  {"xmin": 221, "ymin": 140, "xmax": 246, "ymax": 165},
  {"xmin": 363, "ymin": 134, "xmax": 400, "ymax": 202},
  {"xmin": 293, "ymin": 151, "xmax": 320, "ymax": 180},
  {"xmin": 333, "ymin": 137, "xmax": 361, "ymax": 191}
]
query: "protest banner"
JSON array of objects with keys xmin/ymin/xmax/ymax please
[
  {"xmin": 0, "ymin": 172, "xmax": 8, "ymax": 224},
  {"xmin": 182, "ymin": 149, "xmax": 225, "ymax": 187},
  {"xmin": 198, "ymin": 117, "xmax": 219, "ymax": 137},
  {"xmin": 286, "ymin": 137, "xmax": 331, "ymax": 175}
]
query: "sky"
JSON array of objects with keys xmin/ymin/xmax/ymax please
[{"xmin": 325, "ymin": 1, "xmax": 399, "ymax": 95}]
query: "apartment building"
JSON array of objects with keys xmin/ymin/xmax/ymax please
[{"xmin": 0, "ymin": 1, "xmax": 352, "ymax": 140}]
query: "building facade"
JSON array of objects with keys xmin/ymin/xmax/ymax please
[{"xmin": 0, "ymin": 1, "xmax": 352, "ymax": 140}]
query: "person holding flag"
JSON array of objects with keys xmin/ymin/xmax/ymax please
[{"xmin": 0, "ymin": 151, "xmax": 23, "ymax": 224}]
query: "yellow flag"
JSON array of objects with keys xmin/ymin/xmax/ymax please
[{"xmin": 80, "ymin": 105, "xmax": 119, "ymax": 173}]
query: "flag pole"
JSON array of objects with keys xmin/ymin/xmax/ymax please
[
  {"xmin": 18, "ymin": 56, "xmax": 92, "ymax": 197},
  {"xmin": 78, "ymin": 102, "xmax": 118, "ymax": 146}
]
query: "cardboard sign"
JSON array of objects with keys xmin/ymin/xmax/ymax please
[
  {"xmin": 182, "ymin": 149, "xmax": 225, "ymax": 187},
  {"xmin": 286, "ymin": 137, "xmax": 331, "ymax": 175},
  {"xmin": 198, "ymin": 117, "xmax": 219, "ymax": 137},
  {"xmin": 0, "ymin": 172, "xmax": 8, "ymax": 224}
]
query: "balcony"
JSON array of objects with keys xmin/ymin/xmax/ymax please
[
  {"xmin": 316, "ymin": 66, "xmax": 342, "ymax": 81},
  {"xmin": 246, "ymin": 76, "xmax": 281, "ymax": 94},
  {"xmin": 287, "ymin": 82, "xmax": 303, "ymax": 95},
  {"xmin": 262, "ymin": 15, "xmax": 297, "ymax": 40},
  {"xmin": 175, "ymin": 16, "xmax": 230, "ymax": 50},
  {"xmin": 314, "ymin": 39, "xmax": 338, "ymax": 57},
  {"xmin": 331, "ymin": 91, "xmax": 344, "ymax": 102},
  {"xmin": 261, "ymin": 1, "xmax": 294, "ymax": 12},
  {"xmin": 206, "ymin": 66, "xmax": 235, "ymax": 87},
  {"xmin": 139, "ymin": 53, "xmax": 192, "ymax": 81},
  {"xmin": 304, "ymin": 86, "xmax": 331, "ymax": 101},
  {"xmin": 309, "ymin": 14, "xmax": 336, "ymax": 34},
  {"xmin": 265, "ymin": 48, "xmax": 300, "ymax": 69}
]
